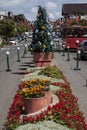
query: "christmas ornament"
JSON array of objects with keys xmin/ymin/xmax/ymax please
[
  {"xmin": 35, "ymin": 30, "xmax": 38, "ymax": 33},
  {"xmin": 50, "ymin": 41, "xmax": 54, "ymax": 45},
  {"xmin": 43, "ymin": 44, "xmax": 46, "ymax": 48},
  {"xmin": 38, "ymin": 41, "xmax": 42, "ymax": 45},
  {"xmin": 48, "ymin": 32, "xmax": 50, "ymax": 36},
  {"xmin": 30, "ymin": 48, "xmax": 33, "ymax": 51},
  {"xmin": 41, "ymin": 26, "xmax": 46, "ymax": 30}
]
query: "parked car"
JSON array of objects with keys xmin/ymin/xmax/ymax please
[
  {"xmin": 9, "ymin": 38, "xmax": 17, "ymax": 45},
  {"xmin": 78, "ymin": 40, "xmax": 87, "ymax": 60}
]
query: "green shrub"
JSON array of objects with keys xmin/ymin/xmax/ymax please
[{"xmin": 39, "ymin": 65, "xmax": 63, "ymax": 79}]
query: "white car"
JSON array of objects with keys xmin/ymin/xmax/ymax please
[{"xmin": 9, "ymin": 38, "xmax": 17, "ymax": 45}]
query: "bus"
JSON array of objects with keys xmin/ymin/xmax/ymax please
[{"xmin": 62, "ymin": 26, "xmax": 87, "ymax": 49}]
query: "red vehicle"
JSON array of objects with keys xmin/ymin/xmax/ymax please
[{"xmin": 62, "ymin": 26, "xmax": 87, "ymax": 49}]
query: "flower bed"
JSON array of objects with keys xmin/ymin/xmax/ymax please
[
  {"xmin": 6, "ymin": 66, "xmax": 87, "ymax": 130},
  {"xmin": 15, "ymin": 120, "xmax": 71, "ymax": 130}
]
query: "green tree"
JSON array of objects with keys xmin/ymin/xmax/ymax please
[
  {"xmin": 31, "ymin": 6, "xmax": 53, "ymax": 52},
  {"xmin": 14, "ymin": 14, "xmax": 25, "ymax": 22},
  {"xmin": 0, "ymin": 20, "xmax": 15, "ymax": 40},
  {"xmin": 17, "ymin": 24, "xmax": 28, "ymax": 34}
]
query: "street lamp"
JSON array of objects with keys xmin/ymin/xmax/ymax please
[
  {"xmin": 17, "ymin": 47, "xmax": 21, "ymax": 62},
  {"xmin": 25, "ymin": 44, "xmax": 27, "ymax": 54},
  {"xmin": 27, "ymin": 43, "xmax": 30, "ymax": 52},
  {"xmin": 74, "ymin": 50, "xmax": 81, "ymax": 70},
  {"xmin": 22, "ymin": 44, "xmax": 27, "ymax": 58},
  {"xmin": 66, "ymin": 45, "xmax": 70, "ymax": 61},
  {"xmin": 6, "ymin": 51, "xmax": 11, "ymax": 71},
  {"xmin": 59, "ymin": 42, "xmax": 62, "ymax": 53},
  {"xmin": 62, "ymin": 44, "xmax": 65, "ymax": 56}
]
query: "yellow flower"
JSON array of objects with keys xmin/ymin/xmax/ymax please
[{"xmin": 18, "ymin": 90, "xmax": 22, "ymax": 95}]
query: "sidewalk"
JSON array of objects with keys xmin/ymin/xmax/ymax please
[{"xmin": 0, "ymin": 52, "xmax": 33, "ymax": 129}]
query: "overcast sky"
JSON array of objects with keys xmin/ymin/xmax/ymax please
[{"xmin": 0, "ymin": 0, "xmax": 87, "ymax": 21}]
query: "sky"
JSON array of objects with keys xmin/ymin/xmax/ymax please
[{"xmin": 0, "ymin": 0, "xmax": 87, "ymax": 21}]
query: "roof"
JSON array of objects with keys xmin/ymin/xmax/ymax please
[
  {"xmin": 62, "ymin": 3, "xmax": 87, "ymax": 15},
  {"xmin": 63, "ymin": 25, "xmax": 87, "ymax": 30}
]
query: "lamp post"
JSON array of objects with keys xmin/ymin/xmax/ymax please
[
  {"xmin": 27, "ymin": 43, "xmax": 30, "ymax": 52},
  {"xmin": 66, "ymin": 45, "xmax": 70, "ymax": 61},
  {"xmin": 59, "ymin": 42, "xmax": 62, "ymax": 53},
  {"xmin": 22, "ymin": 44, "xmax": 27, "ymax": 58},
  {"xmin": 25, "ymin": 44, "xmax": 28, "ymax": 53},
  {"xmin": 62, "ymin": 44, "xmax": 65, "ymax": 56},
  {"xmin": 6, "ymin": 51, "xmax": 11, "ymax": 71},
  {"xmin": 74, "ymin": 50, "xmax": 81, "ymax": 70},
  {"xmin": 24, "ymin": 44, "xmax": 27, "ymax": 54},
  {"xmin": 17, "ymin": 47, "xmax": 21, "ymax": 62}
]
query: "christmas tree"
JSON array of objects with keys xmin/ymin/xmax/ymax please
[{"xmin": 31, "ymin": 6, "xmax": 54, "ymax": 52}]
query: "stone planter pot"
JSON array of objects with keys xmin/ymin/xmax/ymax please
[
  {"xmin": 34, "ymin": 52, "xmax": 52, "ymax": 67},
  {"xmin": 23, "ymin": 95, "xmax": 47, "ymax": 114}
]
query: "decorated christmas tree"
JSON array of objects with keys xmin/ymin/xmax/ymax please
[{"xmin": 31, "ymin": 6, "xmax": 54, "ymax": 52}]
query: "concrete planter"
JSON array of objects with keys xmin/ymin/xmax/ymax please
[
  {"xmin": 34, "ymin": 52, "xmax": 52, "ymax": 67},
  {"xmin": 23, "ymin": 95, "xmax": 47, "ymax": 114}
]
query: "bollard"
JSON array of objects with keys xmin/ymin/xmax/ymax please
[
  {"xmin": 74, "ymin": 50, "xmax": 81, "ymax": 70},
  {"xmin": 6, "ymin": 51, "xmax": 11, "ymax": 71},
  {"xmin": 62, "ymin": 44, "xmax": 65, "ymax": 56},
  {"xmin": 24, "ymin": 44, "xmax": 27, "ymax": 54},
  {"xmin": 59, "ymin": 42, "xmax": 62, "ymax": 53},
  {"xmin": 66, "ymin": 45, "xmax": 70, "ymax": 61},
  {"xmin": 27, "ymin": 43, "xmax": 30, "ymax": 52},
  {"xmin": 17, "ymin": 47, "xmax": 21, "ymax": 62},
  {"xmin": 22, "ymin": 44, "xmax": 27, "ymax": 58}
]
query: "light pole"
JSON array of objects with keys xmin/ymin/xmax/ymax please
[
  {"xmin": 74, "ymin": 50, "xmax": 81, "ymax": 70},
  {"xmin": 6, "ymin": 51, "xmax": 11, "ymax": 71},
  {"xmin": 66, "ymin": 45, "xmax": 70, "ymax": 61},
  {"xmin": 22, "ymin": 44, "xmax": 27, "ymax": 58},
  {"xmin": 59, "ymin": 42, "xmax": 62, "ymax": 53},
  {"xmin": 17, "ymin": 47, "xmax": 21, "ymax": 62},
  {"xmin": 27, "ymin": 43, "xmax": 30, "ymax": 52},
  {"xmin": 62, "ymin": 44, "xmax": 65, "ymax": 56},
  {"xmin": 24, "ymin": 44, "xmax": 27, "ymax": 54}
]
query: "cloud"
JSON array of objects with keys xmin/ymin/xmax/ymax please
[
  {"xmin": 0, "ymin": 0, "xmax": 25, "ymax": 7},
  {"xmin": 30, "ymin": 7, "xmax": 38, "ymax": 20},
  {"xmin": 55, "ymin": 12, "xmax": 61, "ymax": 18},
  {"xmin": 45, "ymin": 1, "xmax": 57, "ymax": 10},
  {"xmin": 31, "ymin": 7, "xmax": 38, "ymax": 13},
  {"xmin": 0, "ymin": 0, "xmax": 87, "ymax": 21},
  {"xmin": 48, "ymin": 13, "xmax": 55, "ymax": 20}
]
